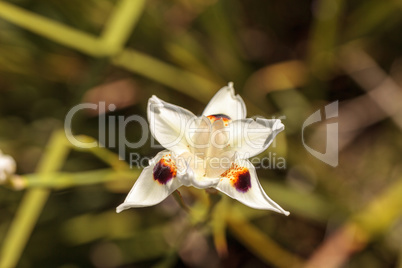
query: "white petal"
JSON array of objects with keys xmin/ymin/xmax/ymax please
[
  {"xmin": 187, "ymin": 117, "xmax": 229, "ymax": 158},
  {"xmin": 116, "ymin": 151, "xmax": 183, "ymax": 212},
  {"xmin": 229, "ymin": 118, "xmax": 284, "ymax": 159},
  {"xmin": 0, "ymin": 151, "xmax": 16, "ymax": 182},
  {"xmin": 186, "ymin": 116, "xmax": 211, "ymax": 156},
  {"xmin": 205, "ymin": 150, "xmax": 235, "ymax": 178},
  {"xmin": 215, "ymin": 158, "xmax": 289, "ymax": 215},
  {"xmin": 202, "ymin": 82, "xmax": 246, "ymax": 120},
  {"xmin": 148, "ymin": 96, "xmax": 196, "ymax": 155},
  {"xmin": 206, "ymin": 119, "xmax": 229, "ymax": 158}
]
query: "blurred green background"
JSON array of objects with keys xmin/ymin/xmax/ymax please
[{"xmin": 1, "ymin": 0, "xmax": 402, "ymax": 267}]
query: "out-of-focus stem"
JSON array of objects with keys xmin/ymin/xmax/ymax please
[
  {"xmin": 212, "ymin": 196, "xmax": 228, "ymax": 257},
  {"xmin": 71, "ymin": 135, "xmax": 129, "ymax": 170},
  {"xmin": 111, "ymin": 49, "xmax": 218, "ymax": 103},
  {"xmin": 0, "ymin": 131, "xmax": 70, "ymax": 268},
  {"xmin": 0, "ymin": 0, "xmax": 146, "ymax": 57},
  {"xmin": 305, "ymin": 179, "xmax": 402, "ymax": 268},
  {"xmin": 100, "ymin": 0, "xmax": 146, "ymax": 54},
  {"xmin": 10, "ymin": 169, "xmax": 138, "ymax": 190},
  {"xmin": 172, "ymin": 190, "xmax": 191, "ymax": 213},
  {"xmin": 226, "ymin": 207, "xmax": 303, "ymax": 268}
]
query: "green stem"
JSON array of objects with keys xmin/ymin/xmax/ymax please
[
  {"xmin": 112, "ymin": 49, "xmax": 218, "ymax": 103},
  {"xmin": 304, "ymin": 179, "xmax": 402, "ymax": 268},
  {"xmin": 12, "ymin": 169, "xmax": 139, "ymax": 190},
  {"xmin": 212, "ymin": 195, "xmax": 228, "ymax": 257},
  {"xmin": 0, "ymin": 130, "xmax": 70, "ymax": 268},
  {"xmin": 0, "ymin": 1, "xmax": 102, "ymax": 56},
  {"xmin": 226, "ymin": 207, "xmax": 303, "ymax": 268},
  {"xmin": 100, "ymin": 0, "xmax": 146, "ymax": 54},
  {"xmin": 70, "ymin": 135, "xmax": 129, "ymax": 170},
  {"xmin": 0, "ymin": 0, "xmax": 146, "ymax": 57},
  {"xmin": 0, "ymin": 1, "xmax": 218, "ymax": 103},
  {"xmin": 172, "ymin": 190, "xmax": 191, "ymax": 213}
]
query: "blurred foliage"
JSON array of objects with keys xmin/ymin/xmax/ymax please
[{"xmin": 1, "ymin": 0, "xmax": 402, "ymax": 267}]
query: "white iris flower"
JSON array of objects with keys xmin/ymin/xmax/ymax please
[{"xmin": 117, "ymin": 83, "xmax": 289, "ymax": 215}]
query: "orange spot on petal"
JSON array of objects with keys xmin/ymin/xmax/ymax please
[
  {"xmin": 220, "ymin": 164, "xmax": 251, "ymax": 192},
  {"xmin": 207, "ymin": 114, "xmax": 231, "ymax": 125},
  {"xmin": 153, "ymin": 154, "xmax": 177, "ymax": 184}
]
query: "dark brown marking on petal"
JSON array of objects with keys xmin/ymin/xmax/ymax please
[
  {"xmin": 207, "ymin": 114, "xmax": 231, "ymax": 126},
  {"xmin": 208, "ymin": 114, "xmax": 231, "ymax": 120},
  {"xmin": 220, "ymin": 163, "xmax": 251, "ymax": 193},
  {"xmin": 234, "ymin": 170, "xmax": 251, "ymax": 193},
  {"xmin": 153, "ymin": 155, "xmax": 177, "ymax": 184}
]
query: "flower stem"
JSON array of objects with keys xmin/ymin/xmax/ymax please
[
  {"xmin": 0, "ymin": 130, "xmax": 70, "ymax": 268},
  {"xmin": 10, "ymin": 169, "xmax": 138, "ymax": 190},
  {"xmin": 172, "ymin": 190, "xmax": 191, "ymax": 213}
]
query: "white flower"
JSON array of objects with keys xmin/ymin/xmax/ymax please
[
  {"xmin": 0, "ymin": 150, "xmax": 16, "ymax": 183},
  {"xmin": 117, "ymin": 82, "xmax": 289, "ymax": 215}
]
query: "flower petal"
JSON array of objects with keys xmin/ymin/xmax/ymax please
[
  {"xmin": 229, "ymin": 118, "xmax": 284, "ymax": 159},
  {"xmin": 0, "ymin": 151, "xmax": 16, "ymax": 182},
  {"xmin": 215, "ymin": 158, "xmax": 289, "ymax": 215},
  {"xmin": 205, "ymin": 150, "xmax": 235, "ymax": 178},
  {"xmin": 202, "ymin": 82, "xmax": 246, "ymax": 120},
  {"xmin": 148, "ymin": 96, "xmax": 196, "ymax": 155},
  {"xmin": 186, "ymin": 116, "xmax": 211, "ymax": 156},
  {"xmin": 116, "ymin": 151, "xmax": 183, "ymax": 212}
]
